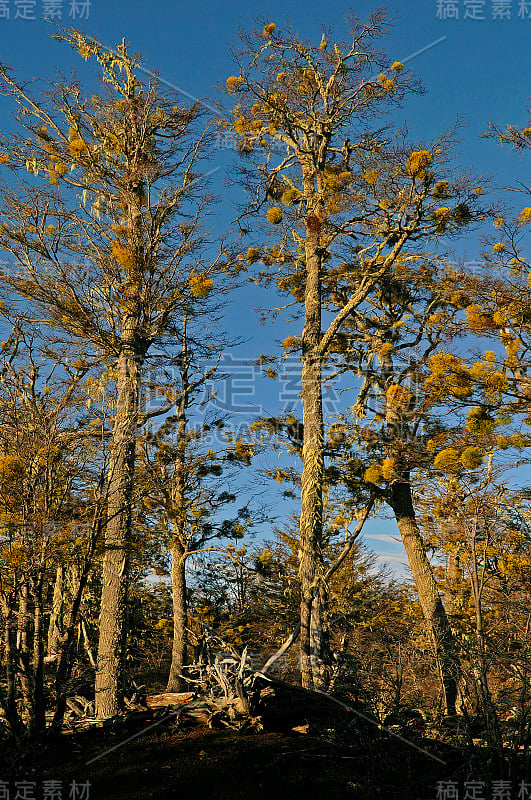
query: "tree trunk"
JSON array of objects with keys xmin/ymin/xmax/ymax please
[
  {"xmin": 167, "ymin": 317, "xmax": 189, "ymax": 692},
  {"xmin": 309, "ymin": 580, "xmax": 331, "ymax": 690},
  {"xmin": 80, "ymin": 618, "xmax": 96, "ymax": 668},
  {"xmin": 0, "ymin": 603, "xmax": 24, "ymax": 736},
  {"xmin": 17, "ymin": 581, "xmax": 35, "ymax": 727},
  {"xmin": 445, "ymin": 550, "xmax": 460, "ymax": 621},
  {"xmin": 95, "ymin": 345, "xmax": 142, "ymax": 719},
  {"xmin": 389, "ymin": 479, "xmax": 459, "ymax": 715},
  {"xmin": 31, "ymin": 575, "xmax": 46, "ymax": 734},
  {"xmin": 167, "ymin": 539, "xmax": 187, "ymax": 691},
  {"xmin": 47, "ymin": 564, "xmax": 64, "ymax": 659},
  {"xmin": 299, "ymin": 168, "xmax": 329, "ymax": 691},
  {"xmin": 51, "ymin": 529, "xmax": 98, "ymax": 734}
]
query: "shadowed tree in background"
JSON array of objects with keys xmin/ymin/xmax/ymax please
[{"xmin": 0, "ymin": 327, "xmax": 103, "ymax": 736}]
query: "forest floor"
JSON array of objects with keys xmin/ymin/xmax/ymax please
[{"xmin": 1, "ymin": 715, "xmax": 516, "ymax": 800}]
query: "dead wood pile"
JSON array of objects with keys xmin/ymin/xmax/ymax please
[{"xmin": 61, "ymin": 630, "xmax": 355, "ymax": 735}]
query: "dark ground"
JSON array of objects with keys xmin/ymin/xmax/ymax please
[{"xmin": 0, "ymin": 715, "xmax": 497, "ymax": 800}]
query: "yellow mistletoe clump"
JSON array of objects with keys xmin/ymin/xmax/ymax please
[
  {"xmin": 433, "ymin": 207, "xmax": 452, "ymax": 231},
  {"xmin": 323, "ymin": 169, "xmax": 352, "ymax": 191},
  {"xmin": 281, "ymin": 187, "xmax": 302, "ymax": 206},
  {"xmin": 226, "ymin": 76, "xmax": 243, "ymax": 92},
  {"xmin": 386, "ymin": 383, "xmax": 413, "ymax": 410},
  {"xmin": 378, "ymin": 342, "xmax": 394, "ymax": 358},
  {"xmin": 474, "ymin": 366, "xmax": 507, "ymax": 399},
  {"xmin": 0, "ymin": 153, "xmax": 9, "ymax": 164},
  {"xmin": 276, "ymin": 72, "xmax": 287, "ymax": 83},
  {"xmin": 390, "ymin": 61, "xmax": 404, "ymax": 71},
  {"xmin": 433, "ymin": 448, "xmax": 460, "ymax": 473},
  {"xmin": 266, "ymin": 207, "xmax": 283, "ymax": 224},
  {"xmin": 267, "ymin": 91, "xmax": 287, "ymax": 108},
  {"xmin": 246, "ymin": 247, "xmax": 261, "ymax": 264},
  {"xmin": 376, "ymin": 72, "xmax": 394, "ymax": 90},
  {"xmin": 78, "ymin": 43, "xmax": 92, "ymax": 60},
  {"xmin": 460, "ymin": 447, "xmax": 483, "ymax": 470},
  {"xmin": 406, "ymin": 150, "xmax": 432, "ymax": 178},
  {"xmin": 364, "ymin": 463, "xmax": 383, "ymax": 484},
  {"xmin": 466, "ymin": 406, "xmax": 496, "ymax": 436},
  {"xmin": 492, "ymin": 242, "xmax": 505, "ymax": 253},
  {"xmin": 112, "ymin": 241, "xmax": 136, "ymax": 271},
  {"xmin": 449, "ymin": 290, "xmax": 470, "ymax": 308},
  {"xmin": 493, "ymin": 216, "xmax": 505, "ymax": 228},
  {"xmin": 432, "ymin": 180, "xmax": 450, "ymax": 198},
  {"xmin": 466, "ymin": 303, "xmax": 494, "ymax": 332},
  {"xmin": 234, "ymin": 118, "xmax": 248, "ymax": 135},
  {"xmin": 518, "ymin": 207, "xmax": 531, "ymax": 225},
  {"xmin": 69, "ymin": 137, "xmax": 87, "ymax": 157},
  {"xmin": 189, "ymin": 274, "xmax": 214, "ymax": 298},
  {"xmin": 381, "ymin": 458, "xmax": 396, "ymax": 481},
  {"xmin": 282, "ymin": 336, "xmax": 301, "ymax": 351},
  {"xmin": 426, "ymin": 351, "xmax": 473, "ymax": 401},
  {"xmin": 263, "ymin": 22, "xmax": 276, "ymax": 38}
]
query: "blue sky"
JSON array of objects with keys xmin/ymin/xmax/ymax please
[{"xmin": 0, "ymin": 0, "xmax": 529, "ymax": 575}]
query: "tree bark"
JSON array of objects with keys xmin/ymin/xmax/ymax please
[
  {"xmin": 445, "ymin": 551, "xmax": 460, "ymax": 621},
  {"xmin": 389, "ymin": 479, "xmax": 459, "ymax": 715},
  {"xmin": 0, "ymin": 603, "xmax": 24, "ymax": 736},
  {"xmin": 47, "ymin": 564, "xmax": 64, "ymax": 659},
  {"xmin": 167, "ymin": 317, "xmax": 189, "ymax": 692},
  {"xmin": 17, "ymin": 581, "xmax": 35, "ymax": 728},
  {"xmin": 298, "ymin": 164, "xmax": 330, "ymax": 690},
  {"xmin": 95, "ymin": 344, "xmax": 142, "ymax": 719},
  {"xmin": 30, "ymin": 575, "xmax": 46, "ymax": 734},
  {"xmin": 167, "ymin": 539, "xmax": 187, "ymax": 691}
]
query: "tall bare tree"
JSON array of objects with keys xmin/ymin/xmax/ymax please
[
  {"xmin": 226, "ymin": 13, "xmax": 483, "ymax": 691},
  {"xmin": 0, "ymin": 30, "xmax": 229, "ymax": 717}
]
